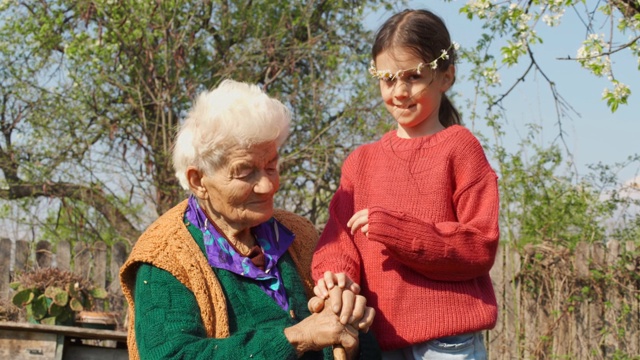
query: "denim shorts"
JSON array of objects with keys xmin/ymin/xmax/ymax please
[{"xmin": 381, "ymin": 332, "xmax": 487, "ymax": 360}]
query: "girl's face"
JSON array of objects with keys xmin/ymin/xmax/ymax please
[{"xmin": 375, "ymin": 47, "xmax": 454, "ymax": 138}]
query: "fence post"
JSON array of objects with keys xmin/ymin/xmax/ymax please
[
  {"xmin": 488, "ymin": 243, "xmax": 504, "ymax": 359},
  {"xmin": 604, "ymin": 240, "xmax": 620, "ymax": 355},
  {"xmin": 57, "ymin": 241, "xmax": 71, "ymax": 271},
  {"xmin": 589, "ymin": 242, "xmax": 605, "ymax": 357},
  {"xmin": 73, "ymin": 242, "xmax": 91, "ymax": 280},
  {"xmin": 93, "ymin": 241, "xmax": 107, "ymax": 311},
  {"xmin": 573, "ymin": 241, "xmax": 590, "ymax": 359},
  {"xmin": 521, "ymin": 245, "xmax": 535, "ymax": 358},
  {"xmin": 507, "ymin": 244, "xmax": 521, "ymax": 359},
  {"xmin": 624, "ymin": 241, "xmax": 639, "ymax": 355},
  {"xmin": 110, "ymin": 241, "xmax": 128, "ymax": 329},
  {"xmin": 553, "ymin": 247, "xmax": 570, "ymax": 358},
  {"xmin": 36, "ymin": 240, "xmax": 52, "ymax": 269},
  {"xmin": 14, "ymin": 240, "xmax": 30, "ymax": 275},
  {"xmin": 0, "ymin": 238, "xmax": 11, "ymax": 301}
]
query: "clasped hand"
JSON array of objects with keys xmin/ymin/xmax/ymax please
[
  {"xmin": 284, "ymin": 271, "xmax": 373, "ymax": 358},
  {"xmin": 310, "ymin": 271, "xmax": 374, "ymax": 358}
]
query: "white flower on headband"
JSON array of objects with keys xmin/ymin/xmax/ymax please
[
  {"xmin": 369, "ymin": 61, "xmax": 426, "ymax": 81},
  {"xmin": 369, "ymin": 41, "xmax": 458, "ymax": 81}
]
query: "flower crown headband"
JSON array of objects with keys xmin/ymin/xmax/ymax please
[{"xmin": 368, "ymin": 42, "xmax": 459, "ymax": 81}]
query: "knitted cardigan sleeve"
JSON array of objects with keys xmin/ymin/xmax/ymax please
[
  {"xmin": 133, "ymin": 263, "xmax": 298, "ymax": 360},
  {"xmin": 367, "ymin": 135, "xmax": 500, "ymax": 282}
]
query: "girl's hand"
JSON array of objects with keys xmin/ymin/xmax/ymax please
[
  {"xmin": 347, "ymin": 209, "xmax": 369, "ymax": 236},
  {"xmin": 314, "ymin": 271, "xmax": 360, "ymax": 300},
  {"xmin": 309, "ymin": 281, "xmax": 375, "ymax": 332}
]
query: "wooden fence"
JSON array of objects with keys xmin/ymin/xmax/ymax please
[
  {"xmin": 488, "ymin": 240, "xmax": 639, "ymax": 359},
  {"xmin": 0, "ymin": 237, "xmax": 638, "ymax": 359}
]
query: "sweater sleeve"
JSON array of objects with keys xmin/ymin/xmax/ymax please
[
  {"xmin": 134, "ymin": 263, "xmax": 298, "ymax": 360},
  {"xmin": 311, "ymin": 154, "xmax": 362, "ymax": 284},
  {"xmin": 367, "ymin": 151, "xmax": 500, "ymax": 282}
]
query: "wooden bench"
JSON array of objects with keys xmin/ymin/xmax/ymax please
[{"xmin": 0, "ymin": 321, "xmax": 128, "ymax": 360}]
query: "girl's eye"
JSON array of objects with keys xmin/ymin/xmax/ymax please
[{"xmin": 397, "ymin": 72, "xmax": 421, "ymax": 82}]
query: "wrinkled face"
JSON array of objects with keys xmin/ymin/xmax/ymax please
[
  {"xmin": 375, "ymin": 47, "xmax": 454, "ymax": 138},
  {"xmin": 195, "ymin": 142, "xmax": 280, "ymax": 230}
]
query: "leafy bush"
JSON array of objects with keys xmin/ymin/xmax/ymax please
[
  {"xmin": 496, "ymin": 135, "xmax": 640, "ymax": 249},
  {"xmin": 10, "ymin": 268, "xmax": 107, "ymax": 326}
]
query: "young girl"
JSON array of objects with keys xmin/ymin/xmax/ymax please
[{"xmin": 311, "ymin": 9, "xmax": 500, "ymax": 359}]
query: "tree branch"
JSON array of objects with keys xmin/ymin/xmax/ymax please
[
  {"xmin": 556, "ymin": 34, "xmax": 640, "ymax": 61},
  {"xmin": 0, "ymin": 181, "xmax": 141, "ymax": 242},
  {"xmin": 610, "ymin": 0, "xmax": 640, "ymax": 17}
]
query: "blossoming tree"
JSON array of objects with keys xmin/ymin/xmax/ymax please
[
  {"xmin": 452, "ymin": 0, "xmax": 640, "ymax": 247},
  {"xmin": 455, "ymin": 0, "xmax": 638, "ymax": 113}
]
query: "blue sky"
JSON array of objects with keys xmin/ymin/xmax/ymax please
[{"xmin": 366, "ymin": 1, "xmax": 640, "ymax": 185}]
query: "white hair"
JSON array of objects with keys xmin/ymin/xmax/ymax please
[{"xmin": 172, "ymin": 79, "xmax": 291, "ymax": 190}]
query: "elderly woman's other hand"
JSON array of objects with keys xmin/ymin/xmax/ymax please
[
  {"xmin": 307, "ymin": 287, "xmax": 375, "ymax": 360},
  {"xmin": 284, "ymin": 298, "xmax": 359, "ymax": 357}
]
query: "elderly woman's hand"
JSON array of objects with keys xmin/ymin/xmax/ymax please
[
  {"xmin": 306, "ymin": 286, "xmax": 375, "ymax": 359},
  {"xmin": 284, "ymin": 295, "xmax": 359, "ymax": 357}
]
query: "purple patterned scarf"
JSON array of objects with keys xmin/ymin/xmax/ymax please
[{"xmin": 185, "ymin": 195, "xmax": 294, "ymax": 310}]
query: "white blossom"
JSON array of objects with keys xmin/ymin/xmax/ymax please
[
  {"xmin": 466, "ymin": 0, "xmax": 493, "ymax": 18},
  {"xmin": 482, "ymin": 68, "xmax": 501, "ymax": 86},
  {"xmin": 542, "ymin": 9, "xmax": 565, "ymax": 27}
]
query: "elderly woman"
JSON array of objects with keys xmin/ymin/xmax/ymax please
[{"xmin": 120, "ymin": 79, "xmax": 378, "ymax": 360}]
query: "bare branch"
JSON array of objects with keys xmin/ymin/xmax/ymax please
[{"xmin": 0, "ymin": 181, "xmax": 140, "ymax": 242}]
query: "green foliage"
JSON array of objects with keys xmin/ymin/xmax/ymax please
[
  {"xmin": 496, "ymin": 126, "xmax": 640, "ymax": 249},
  {"xmin": 11, "ymin": 268, "xmax": 107, "ymax": 326},
  {"xmin": 459, "ymin": 2, "xmax": 640, "ymax": 249},
  {"xmin": 602, "ymin": 80, "xmax": 631, "ymax": 113},
  {"xmin": 0, "ymin": 0, "xmax": 394, "ymax": 240},
  {"xmin": 1, "ymin": 0, "xmax": 637, "ymax": 252},
  {"xmin": 39, "ymin": 200, "xmax": 135, "ymax": 248}
]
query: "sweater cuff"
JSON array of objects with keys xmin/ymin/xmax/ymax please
[
  {"xmin": 272, "ymin": 329, "xmax": 299, "ymax": 360},
  {"xmin": 312, "ymin": 249, "xmax": 361, "ymax": 283},
  {"xmin": 368, "ymin": 208, "xmax": 446, "ymax": 257},
  {"xmin": 313, "ymin": 261, "xmax": 360, "ymax": 284},
  {"xmin": 367, "ymin": 208, "xmax": 411, "ymax": 247}
]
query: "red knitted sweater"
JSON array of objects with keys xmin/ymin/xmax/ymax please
[{"xmin": 312, "ymin": 125, "xmax": 500, "ymax": 351}]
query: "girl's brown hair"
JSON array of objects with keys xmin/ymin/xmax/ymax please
[{"xmin": 372, "ymin": 9, "xmax": 461, "ymax": 127}]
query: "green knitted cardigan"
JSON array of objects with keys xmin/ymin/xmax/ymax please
[
  {"xmin": 132, "ymin": 223, "xmax": 326, "ymax": 359},
  {"xmin": 120, "ymin": 200, "xmax": 320, "ymax": 360}
]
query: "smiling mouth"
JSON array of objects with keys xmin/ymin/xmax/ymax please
[{"xmin": 395, "ymin": 104, "xmax": 416, "ymax": 110}]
